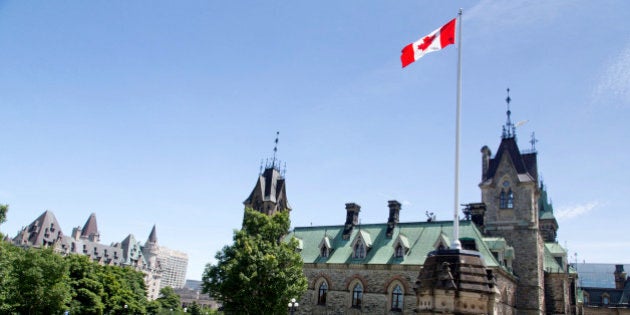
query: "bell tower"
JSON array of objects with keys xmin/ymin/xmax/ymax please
[{"xmin": 479, "ymin": 90, "xmax": 545, "ymax": 314}]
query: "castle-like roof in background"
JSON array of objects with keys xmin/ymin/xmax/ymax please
[
  {"xmin": 147, "ymin": 224, "xmax": 158, "ymax": 243},
  {"xmin": 289, "ymin": 220, "xmax": 508, "ymax": 268},
  {"xmin": 81, "ymin": 212, "xmax": 99, "ymax": 238}
]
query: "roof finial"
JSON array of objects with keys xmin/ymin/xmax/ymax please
[
  {"xmin": 272, "ymin": 131, "xmax": 279, "ymax": 168},
  {"xmin": 530, "ymin": 132, "xmax": 538, "ymax": 151},
  {"xmin": 502, "ymin": 88, "xmax": 515, "ymax": 139}
]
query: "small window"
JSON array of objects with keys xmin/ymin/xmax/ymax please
[
  {"xmin": 318, "ymin": 281, "xmax": 328, "ymax": 305},
  {"xmin": 391, "ymin": 284, "xmax": 403, "ymax": 311},
  {"xmin": 352, "ymin": 283, "xmax": 363, "ymax": 308},
  {"xmin": 499, "ymin": 190, "xmax": 507, "ymax": 208},
  {"xmin": 320, "ymin": 246, "xmax": 329, "ymax": 258},
  {"xmin": 584, "ymin": 293, "xmax": 590, "ymax": 305},
  {"xmin": 603, "ymin": 295, "xmax": 609, "ymax": 305},
  {"xmin": 354, "ymin": 241, "xmax": 366, "ymax": 259},
  {"xmin": 395, "ymin": 244, "xmax": 404, "ymax": 258},
  {"xmin": 507, "ymin": 189, "xmax": 514, "ymax": 208}
]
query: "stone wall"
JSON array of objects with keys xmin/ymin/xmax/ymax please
[{"xmin": 298, "ymin": 263, "xmax": 419, "ymax": 315}]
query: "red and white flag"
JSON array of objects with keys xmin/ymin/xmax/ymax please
[{"xmin": 401, "ymin": 18, "xmax": 456, "ymax": 68}]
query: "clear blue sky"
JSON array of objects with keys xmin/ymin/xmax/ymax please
[{"xmin": 1, "ymin": 1, "xmax": 628, "ymax": 280}]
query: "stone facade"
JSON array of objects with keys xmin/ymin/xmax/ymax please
[{"xmin": 251, "ymin": 106, "xmax": 578, "ymax": 314}]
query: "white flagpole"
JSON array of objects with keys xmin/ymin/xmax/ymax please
[{"xmin": 451, "ymin": 8, "xmax": 463, "ymax": 250}]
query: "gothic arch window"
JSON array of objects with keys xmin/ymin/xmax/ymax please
[
  {"xmin": 352, "ymin": 283, "xmax": 363, "ymax": 308},
  {"xmin": 317, "ymin": 281, "xmax": 328, "ymax": 305},
  {"xmin": 583, "ymin": 292, "xmax": 590, "ymax": 305},
  {"xmin": 507, "ymin": 189, "xmax": 514, "ymax": 208},
  {"xmin": 602, "ymin": 293, "xmax": 610, "ymax": 305},
  {"xmin": 391, "ymin": 284, "xmax": 404, "ymax": 311},
  {"xmin": 353, "ymin": 240, "xmax": 366, "ymax": 259}
]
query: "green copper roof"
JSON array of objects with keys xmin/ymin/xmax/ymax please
[
  {"xmin": 544, "ymin": 242, "xmax": 567, "ymax": 273},
  {"xmin": 288, "ymin": 220, "xmax": 503, "ymax": 267}
]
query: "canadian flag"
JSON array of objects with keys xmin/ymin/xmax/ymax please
[{"xmin": 401, "ymin": 18, "xmax": 456, "ymax": 68}]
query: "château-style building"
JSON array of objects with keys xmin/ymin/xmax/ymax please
[
  {"xmin": 246, "ymin": 96, "xmax": 585, "ymax": 314},
  {"xmin": 9, "ymin": 211, "xmax": 188, "ymax": 300}
]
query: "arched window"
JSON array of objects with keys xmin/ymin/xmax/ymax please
[
  {"xmin": 353, "ymin": 241, "xmax": 366, "ymax": 259},
  {"xmin": 603, "ymin": 294, "xmax": 610, "ymax": 305},
  {"xmin": 391, "ymin": 284, "xmax": 403, "ymax": 311},
  {"xmin": 499, "ymin": 190, "xmax": 508, "ymax": 208},
  {"xmin": 395, "ymin": 244, "xmax": 404, "ymax": 258},
  {"xmin": 583, "ymin": 293, "xmax": 590, "ymax": 305},
  {"xmin": 507, "ymin": 189, "xmax": 514, "ymax": 208},
  {"xmin": 318, "ymin": 281, "xmax": 328, "ymax": 305},
  {"xmin": 352, "ymin": 283, "xmax": 363, "ymax": 308}
]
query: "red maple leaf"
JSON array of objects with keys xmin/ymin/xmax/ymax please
[{"xmin": 417, "ymin": 34, "xmax": 436, "ymax": 51}]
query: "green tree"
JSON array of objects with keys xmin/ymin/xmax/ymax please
[
  {"xmin": 202, "ymin": 208, "xmax": 307, "ymax": 314},
  {"xmin": 100, "ymin": 265, "xmax": 148, "ymax": 315},
  {"xmin": 66, "ymin": 255, "xmax": 105, "ymax": 315},
  {"xmin": 0, "ymin": 240, "xmax": 20, "ymax": 313},
  {"xmin": 188, "ymin": 301, "xmax": 201, "ymax": 315},
  {"xmin": 7, "ymin": 247, "xmax": 72, "ymax": 314},
  {"xmin": 0, "ymin": 204, "xmax": 8, "ymax": 238},
  {"xmin": 156, "ymin": 286, "xmax": 181, "ymax": 311}
]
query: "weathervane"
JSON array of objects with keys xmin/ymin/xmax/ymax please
[{"xmin": 530, "ymin": 132, "xmax": 538, "ymax": 151}]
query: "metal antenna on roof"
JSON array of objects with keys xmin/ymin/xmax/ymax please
[
  {"xmin": 282, "ymin": 162, "xmax": 287, "ymax": 177},
  {"xmin": 259, "ymin": 159, "xmax": 264, "ymax": 175}
]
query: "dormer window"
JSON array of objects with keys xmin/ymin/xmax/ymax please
[
  {"xmin": 392, "ymin": 234, "xmax": 410, "ymax": 259},
  {"xmin": 320, "ymin": 246, "xmax": 329, "ymax": 258},
  {"xmin": 353, "ymin": 241, "xmax": 366, "ymax": 259},
  {"xmin": 350, "ymin": 231, "xmax": 372, "ymax": 259},
  {"xmin": 602, "ymin": 293, "xmax": 610, "ymax": 305},
  {"xmin": 395, "ymin": 244, "xmax": 404, "ymax": 258},
  {"xmin": 318, "ymin": 236, "xmax": 331, "ymax": 258}
]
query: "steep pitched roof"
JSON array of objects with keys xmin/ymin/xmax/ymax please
[
  {"xmin": 15, "ymin": 210, "xmax": 63, "ymax": 247},
  {"xmin": 538, "ymin": 183, "xmax": 557, "ymax": 220},
  {"xmin": 243, "ymin": 167, "xmax": 291, "ymax": 211},
  {"xmin": 81, "ymin": 213, "xmax": 99, "ymax": 238},
  {"xmin": 147, "ymin": 225, "xmax": 158, "ymax": 244},
  {"xmin": 288, "ymin": 220, "xmax": 504, "ymax": 268},
  {"xmin": 483, "ymin": 137, "xmax": 537, "ymax": 183}
]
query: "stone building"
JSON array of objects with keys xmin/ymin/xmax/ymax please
[
  {"xmin": 11, "ymin": 211, "xmax": 187, "ymax": 300},
  {"xmin": 579, "ymin": 264, "xmax": 630, "ymax": 314},
  {"xmin": 245, "ymin": 97, "xmax": 580, "ymax": 314}
]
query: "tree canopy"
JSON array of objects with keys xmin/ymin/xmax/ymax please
[{"xmin": 202, "ymin": 208, "xmax": 307, "ymax": 314}]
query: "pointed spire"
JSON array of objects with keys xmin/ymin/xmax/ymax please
[
  {"xmin": 502, "ymin": 88, "xmax": 516, "ymax": 139},
  {"xmin": 147, "ymin": 224, "xmax": 158, "ymax": 244},
  {"xmin": 272, "ymin": 131, "xmax": 279, "ymax": 169},
  {"xmin": 81, "ymin": 213, "xmax": 99, "ymax": 238}
]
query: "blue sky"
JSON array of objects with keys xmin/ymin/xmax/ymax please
[{"xmin": 1, "ymin": 1, "xmax": 629, "ymax": 280}]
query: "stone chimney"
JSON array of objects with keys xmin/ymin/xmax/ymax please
[
  {"xmin": 343, "ymin": 203, "xmax": 361, "ymax": 240},
  {"xmin": 481, "ymin": 146, "xmax": 491, "ymax": 180},
  {"xmin": 386, "ymin": 200, "xmax": 401, "ymax": 238},
  {"xmin": 615, "ymin": 265, "xmax": 627, "ymax": 290}
]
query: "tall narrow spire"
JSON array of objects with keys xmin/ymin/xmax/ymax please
[
  {"xmin": 502, "ymin": 88, "xmax": 516, "ymax": 139},
  {"xmin": 147, "ymin": 224, "xmax": 158, "ymax": 244}
]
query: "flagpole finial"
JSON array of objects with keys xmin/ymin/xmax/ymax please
[
  {"xmin": 459, "ymin": 8, "xmax": 463, "ymax": 15},
  {"xmin": 502, "ymin": 88, "xmax": 516, "ymax": 139}
]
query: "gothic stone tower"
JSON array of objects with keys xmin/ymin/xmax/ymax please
[
  {"xmin": 243, "ymin": 132, "xmax": 291, "ymax": 216},
  {"xmin": 480, "ymin": 92, "xmax": 545, "ymax": 315}
]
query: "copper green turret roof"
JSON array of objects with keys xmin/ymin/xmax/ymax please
[{"xmin": 538, "ymin": 182, "xmax": 557, "ymax": 220}]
